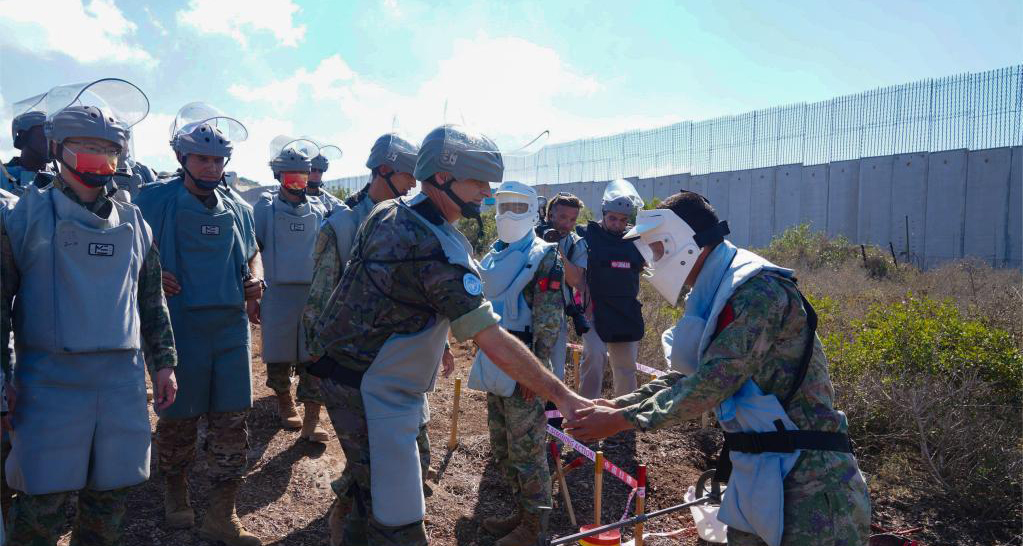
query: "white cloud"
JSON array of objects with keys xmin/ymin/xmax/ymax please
[
  {"xmin": 0, "ymin": 0, "xmax": 154, "ymax": 65},
  {"xmin": 228, "ymin": 55, "xmax": 354, "ymax": 109},
  {"xmin": 177, "ymin": 0, "xmax": 306, "ymax": 48},
  {"xmin": 382, "ymin": 0, "xmax": 402, "ymax": 18},
  {"xmin": 167, "ymin": 34, "xmax": 673, "ymax": 181}
]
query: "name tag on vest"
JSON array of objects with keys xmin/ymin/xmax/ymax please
[
  {"xmin": 290, "ymin": 223, "xmax": 305, "ymax": 232},
  {"xmin": 611, "ymin": 260, "xmax": 631, "ymax": 269},
  {"xmin": 88, "ymin": 243, "xmax": 115, "ymax": 257},
  {"xmin": 201, "ymin": 225, "xmax": 220, "ymax": 236}
]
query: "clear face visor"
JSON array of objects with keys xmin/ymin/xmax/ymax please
[
  {"xmin": 497, "ymin": 200, "xmax": 530, "ymax": 215},
  {"xmin": 43, "ymin": 78, "xmax": 149, "ymax": 127},
  {"xmin": 269, "ymin": 135, "xmax": 318, "ymax": 162},
  {"xmin": 170, "ymin": 102, "xmax": 248, "ymax": 142}
]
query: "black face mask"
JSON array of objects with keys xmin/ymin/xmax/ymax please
[{"xmin": 283, "ymin": 186, "xmax": 307, "ymax": 198}]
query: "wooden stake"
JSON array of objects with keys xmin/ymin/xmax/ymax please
[
  {"xmin": 572, "ymin": 348, "xmax": 581, "ymax": 390},
  {"xmin": 594, "ymin": 451, "xmax": 604, "ymax": 526},
  {"xmin": 447, "ymin": 377, "xmax": 461, "ymax": 450},
  {"xmin": 550, "ymin": 442, "xmax": 577, "ymax": 527},
  {"xmin": 634, "ymin": 464, "xmax": 647, "ymax": 546}
]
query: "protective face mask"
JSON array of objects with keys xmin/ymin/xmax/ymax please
[
  {"xmin": 281, "ymin": 171, "xmax": 309, "ymax": 191},
  {"xmin": 495, "ymin": 198, "xmax": 537, "ymax": 244},
  {"xmin": 60, "ymin": 146, "xmax": 119, "ymax": 188}
]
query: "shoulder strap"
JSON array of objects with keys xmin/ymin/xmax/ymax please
[{"xmin": 781, "ymin": 291, "xmax": 818, "ymax": 409}]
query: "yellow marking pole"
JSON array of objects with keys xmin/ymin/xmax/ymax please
[
  {"xmin": 447, "ymin": 377, "xmax": 462, "ymax": 450},
  {"xmin": 550, "ymin": 442, "xmax": 577, "ymax": 527},
  {"xmin": 634, "ymin": 464, "xmax": 647, "ymax": 546},
  {"xmin": 594, "ymin": 451, "xmax": 604, "ymax": 526},
  {"xmin": 572, "ymin": 348, "xmax": 581, "ymax": 390}
]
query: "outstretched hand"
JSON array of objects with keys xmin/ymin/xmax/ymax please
[
  {"xmin": 563, "ymin": 405, "xmax": 633, "ymax": 442},
  {"xmin": 554, "ymin": 390, "xmax": 594, "ymax": 422}
]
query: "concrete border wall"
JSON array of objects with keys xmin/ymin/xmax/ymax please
[{"xmin": 533, "ymin": 146, "xmax": 1021, "ymax": 269}]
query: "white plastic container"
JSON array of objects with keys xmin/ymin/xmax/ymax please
[{"xmin": 685, "ymin": 485, "xmax": 727, "ymax": 543}]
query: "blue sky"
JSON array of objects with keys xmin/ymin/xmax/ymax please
[{"xmin": 1, "ymin": 0, "xmax": 1020, "ymax": 182}]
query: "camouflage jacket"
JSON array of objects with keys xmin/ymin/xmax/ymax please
[
  {"xmin": 519, "ymin": 247, "xmax": 565, "ymax": 367},
  {"xmin": 1, "ymin": 177, "xmax": 177, "ymax": 376},
  {"xmin": 312, "ymin": 197, "xmax": 500, "ymax": 371},
  {"xmin": 614, "ymin": 271, "xmax": 847, "ymax": 437}
]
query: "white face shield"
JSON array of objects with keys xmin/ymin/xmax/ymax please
[
  {"xmin": 494, "ymin": 181, "xmax": 538, "ymax": 244},
  {"xmin": 625, "ymin": 209, "xmax": 702, "ymax": 306}
]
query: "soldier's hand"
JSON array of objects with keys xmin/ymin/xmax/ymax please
[
  {"xmin": 154, "ymin": 368, "xmax": 178, "ymax": 411},
  {"xmin": 519, "ymin": 384, "xmax": 537, "ymax": 402},
  {"xmin": 2, "ymin": 382, "xmax": 16, "ymax": 431},
  {"xmin": 554, "ymin": 390, "xmax": 593, "ymax": 422},
  {"xmin": 593, "ymin": 398, "xmax": 618, "ymax": 409},
  {"xmin": 441, "ymin": 347, "xmax": 455, "ymax": 378},
  {"xmin": 563, "ymin": 405, "xmax": 633, "ymax": 442},
  {"xmin": 162, "ymin": 271, "xmax": 181, "ymax": 296},
  {"xmin": 247, "ymin": 300, "xmax": 261, "ymax": 324},
  {"xmin": 244, "ymin": 278, "xmax": 265, "ymax": 301}
]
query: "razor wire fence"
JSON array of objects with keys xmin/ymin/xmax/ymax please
[{"xmin": 327, "ymin": 65, "xmax": 1023, "ymax": 192}]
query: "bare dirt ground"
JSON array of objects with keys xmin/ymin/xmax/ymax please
[{"xmin": 38, "ymin": 325, "xmax": 994, "ymax": 545}]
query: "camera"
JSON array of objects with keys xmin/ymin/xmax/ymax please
[
  {"xmin": 565, "ymin": 303, "xmax": 590, "ymax": 336},
  {"xmin": 541, "ymin": 227, "xmax": 563, "ymax": 244}
]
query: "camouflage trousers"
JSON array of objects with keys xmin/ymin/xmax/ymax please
[
  {"xmin": 156, "ymin": 411, "xmax": 249, "ymax": 483},
  {"xmin": 726, "ymin": 452, "xmax": 871, "ymax": 546},
  {"xmin": 486, "ymin": 388, "xmax": 552, "ymax": 515},
  {"xmin": 4, "ymin": 487, "xmax": 130, "ymax": 546},
  {"xmin": 265, "ymin": 361, "xmax": 324, "ymax": 404},
  {"xmin": 319, "ymin": 378, "xmax": 429, "ymax": 546}
]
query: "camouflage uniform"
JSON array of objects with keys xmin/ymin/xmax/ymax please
[
  {"xmin": 156, "ymin": 411, "xmax": 249, "ymax": 482},
  {"xmin": 136, "ymin": 179, "xmax": 257, "ymax": 510},
  {"xmin": 304, "ymin": 195, "xmax": 433, "ymax": 504},
  {"xmin": 1, "ymin": 178, "xmax": 177, "ymax": 546},
  {"xmin": 312, "ymin": 197, "xmax": 500, "ymax": 546},
  {"xmin": 485, "ymin": 247, "xmax": 562, "ymax": 515},
  {"xmin": 614, "ymin": 272, "xmax": 871, "ymax": 546}
]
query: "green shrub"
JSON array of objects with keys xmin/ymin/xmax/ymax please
[{"xmin": 829, "ymin": 294, "xmax": 1021, "ymax": 399}]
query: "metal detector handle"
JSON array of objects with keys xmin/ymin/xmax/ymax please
[{"xmin": 695, "ymin": 468, "xmax": 724, "ymax": 504}]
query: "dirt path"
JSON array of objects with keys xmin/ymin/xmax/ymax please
[{"xmin": 93, "ymin": 327, "xmax": 717, "ymax": 545}]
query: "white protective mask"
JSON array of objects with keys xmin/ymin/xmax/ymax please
[
  {"xmin": 494, "ymin": 181, "xmax": 539, "ymax": 244},
  {"xmin": 625, "ymin": 209, "xmax": 702, "ymax": 306}
]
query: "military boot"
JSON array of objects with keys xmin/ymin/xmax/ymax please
[
  {"xmin": 495, "ymin": 510, "xmax": 543, "ymax": 546},
  {"xmin": 327, "ymin": 496, "xmax": 351, "ymax": 546},
  {"xmin": 482, "ymin": 508, "xmax": 521, "ymax": 537},
  {"xmin": 300, "ymin": 402, "xmax": 330, "ymax": 442},
  {"xmin": 276, "ymin": 391, "xmax": 302, "ymax": 429},
  {"xmin": 164, "ymin": 473, "xmax": 194, "ymax": 529},
  {"xmin": 198, "ymin": 480, "xmax": 262, "ymax": 546}
]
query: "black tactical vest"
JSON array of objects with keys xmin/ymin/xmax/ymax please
[{"xmin": 581, "ymin": 221, "xmax": 645, "ymax": 342}]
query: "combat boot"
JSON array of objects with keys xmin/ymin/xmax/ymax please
[
  {"xmin": 164, "ymin": 473, "xmax": 194, "ymax": 529},
  {"xmin": 327, "ymin": 496, "xmax": 351, "ymax": 546},
  {"xmin": 276, "ymin": 391, "xmax": 302, "ymax": 429},
  {"xmin": 300, "ymin": 402, "xmax": 330, "ymax": 442},
  {"xmin": 495, "ymin": 510, "xmax": 543, "ymax": 546},
  {"xmin": 482, "ymin": 508, "xmax": 521, "ymax": 537},
  {"xmin": 198, "ymin": 480, "xmax": 262, "ymax": 546}
]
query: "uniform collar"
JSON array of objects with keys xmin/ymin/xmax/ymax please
[
  {"xmin": 410, "ymin": 194, "xmax": 445, "ymax": 226},
  {"xmin": 54, "ymin": 174, "xmax": 113, "ymax": 218}
]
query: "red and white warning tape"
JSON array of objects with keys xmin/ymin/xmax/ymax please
[{"xmin": 544, "ymin": 413, "xmax": 639, "ymax": 519}]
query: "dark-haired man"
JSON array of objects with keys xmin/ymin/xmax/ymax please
[
  {"xmin": 565, "ymin": 191, "xmax": 870, "ymax": 546},
  {"xmin": 541, "ymin": 193, "xmax": 588, "ymax": 380}
]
